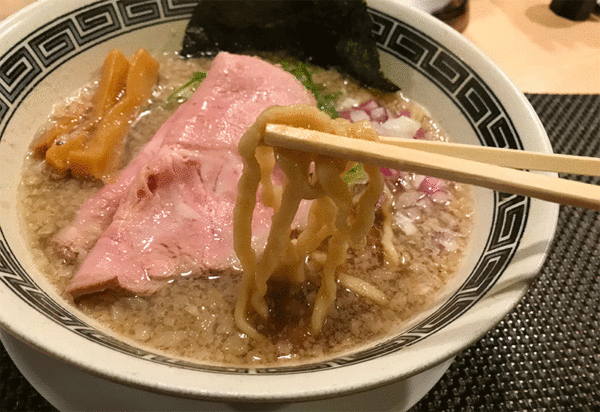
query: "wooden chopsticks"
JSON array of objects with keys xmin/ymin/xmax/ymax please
[
  {"xmin": 377, "ymin": 136, "xmax": 600, "ymax": 177},
  {"xmin": 264, "ymin": 124, "xmax": 600, "ymax": 210}
]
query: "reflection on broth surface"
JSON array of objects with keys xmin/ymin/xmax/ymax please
[{"xmin": 19, "ymin": 52, "xmax": 472, "ymax": 366}]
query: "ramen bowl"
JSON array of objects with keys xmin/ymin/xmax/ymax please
[{"xmin": 0, "ymin": 0, "xmax": 557, "ymax": 410}]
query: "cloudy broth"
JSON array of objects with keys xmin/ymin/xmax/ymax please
[{"xmin": 20, "ymin": 53, "xmax": 472, "ymax": 366}]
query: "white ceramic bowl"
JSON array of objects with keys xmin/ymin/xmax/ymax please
[{"xmin": 0, "ymin": 0, "xmax": 558, "ymax": 410}]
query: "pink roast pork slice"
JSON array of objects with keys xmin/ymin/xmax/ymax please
[{"xmin": 63, "ymin": 52, "xmax": 315, "ymax": 297}]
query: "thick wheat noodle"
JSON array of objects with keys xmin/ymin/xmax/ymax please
[
  {"xmin": 293, "ymin": 197, "xmax": 336, "ymax": 283},
  {"xmin": 338, "ymin": 273, "xmax": 387, "ymax": 306},
  {"xmin": 233, "ymin": 104, "xmax": 385, "ymax": 338},
  {"xmin": 255, "ymin": 145, "xmax": 281, "ymax": 211},
  {"xmin": 381, "ymin": 185, "xmax": 400, "ymax": 266}
]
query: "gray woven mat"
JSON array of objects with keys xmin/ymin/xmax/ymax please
[
  {"xmin": 411, "ymin": 94, "xmax": 600, "ymax": 412},
  {"xmin": 1, "ymin": 94, "xmax": 599, "ymax": 411}
]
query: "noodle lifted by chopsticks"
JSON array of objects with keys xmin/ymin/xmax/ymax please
[{"xmin": 234, "ymin": 104, "xmax": 385, "ymax": 338}]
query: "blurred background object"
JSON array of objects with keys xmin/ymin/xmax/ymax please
[
  {"xmin": 397, "ymin": 0, "xmax": 469, "ymax": 31},
  {"xmin": 0, "ymin": 0, "xmax": 36, "ymax": 20},
  {"xmin": 1, "ymin": 0, "xmax": 598, "ymax": 94},
  {"xmin": 461, "ymin": 0, "xmax": 599, "ymax": 94},
  {"xmin": 550, "ymin": 0, "xmax": 598, "ymax": 21}
]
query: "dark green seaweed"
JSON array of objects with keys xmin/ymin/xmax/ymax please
[{"xmin": 180, "ymin": 0, "xmax": 399, "ymax": 92}]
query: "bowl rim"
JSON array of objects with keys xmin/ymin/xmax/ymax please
[{"xmin": 0, "ymin": 0, "xmax": 559, "ymax": 402}]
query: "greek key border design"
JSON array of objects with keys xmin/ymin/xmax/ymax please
[
  {"xmin": 370, "ymin": 8, "xmax": 523, "ymax": 150},
  {"xmin": 0, "ymin": 5, "xmax": 529, "ymax": 374},
  {"xmin": 0, "ymin": 0, "xmax": 198, "ymax": 128}
]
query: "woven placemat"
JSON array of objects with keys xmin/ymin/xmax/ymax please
[
  {"xmin": 411, "ymin": 94, "xmax": 600, "ymax": 412},
  {"xmin": 1, "ymin": 94, "xmax": 599, "ymax": 411}
]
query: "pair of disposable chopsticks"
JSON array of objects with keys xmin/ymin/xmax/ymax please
[{"xmin": 263, "ymin": 124, "xmax": 600, "ymax": 211}]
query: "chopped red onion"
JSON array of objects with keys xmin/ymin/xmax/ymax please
[
  {"xmin": 404, "ymin": 206, "xmax": 423, "ymax": 221},
  {"xmin": 349, "ymin": 109, "xmax": 370, "ymax": 123},
  {"xmin": 382, "ymin": 168, "xmax": 402, "ymax": 181},
  {"xmin": 380, "ymin": 167, "xmax": 394, "ymax": 177},
  {"xmin": 418, "ymin": 176, "xmax": 445, "ymax": 194},
  {"xmin": 429, "ymin": 190, "xmax": 452, "ymax": 205},
  {"xmin": 416, "ymin": 196, "xmax": 433, "ymax": 209},
  {"xmin": 394, "ymin": 213, "xmax": 418, "ymax": 236},
  {"xmin": 395, "ymin": 191, "xmax": 423, "ymax": 208},
  {"xmin": 397, "ymin": 171, "xmax": 411, "ymax": 189},
  {"xmin": 338, "ymin": 110, "xmax": 353, "ymax": 121},
  {"xmin": 371, "ymin": 122, "xmax": 387, "ymax": 136},
  {"xmin": 359, "ymin": 99, "xmax": 379, "ymax": 113},
  {"xmin": 434, "ymin": 231, "xmax": 460, "ymax": 253},
  {"xmin": 379, "ymin": 116, "xmax": 421, "ymax": 139},
  {"xmin": 375, "ymin": 192, "xmax": 387, "ymax": 209},
  {"xmin": 340, "ymin": 101, "xmax": 425, "ymax": 146},
  {"xmin": 413, "ymin": 174, "xmax": 426, "ymax": 189},
  {"xmin": 370, "ymin": 107, "xmax": 388, "ymax": 122},
  {"xmin": 438, "ymin": 211, "xmax": 459, "ymax": 228},
  {"xmin": 414, "ymin": 128, "xmax": 426, "ymax": 140}
]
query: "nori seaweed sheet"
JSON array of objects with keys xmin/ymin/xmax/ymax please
[{"xmin": 180, "ymin": 0, "xmax": 398, "ymax": 92}]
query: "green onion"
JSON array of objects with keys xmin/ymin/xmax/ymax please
[
  {"xmin": 280, "ymin": 60, "xmax": 340, "ymax": 118},
  {"xmin": 342, "ymin": 163, "xmax": 367, "ymax": 185},
  {"xmin": 164, "ymin": 71, "xmax": 207, "ymax": 108}
]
